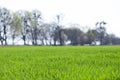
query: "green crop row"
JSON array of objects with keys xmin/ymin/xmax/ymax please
[{"xmin": 0, "ymin": 46, "xmax": 120, "ymax": 80}]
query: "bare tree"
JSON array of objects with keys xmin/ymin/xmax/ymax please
[
  {"xmin": 47, "ymin": 22, "xmax": 58, "ymax": 45},
  {"xmin": 55, "ymin": 14, "xmax": 65, "ymax": 45},
  {"xmin": 96, "ymin": 21, "xmax": 107, "ymax": 45},
  {"xmin": 17, "ymin": 10, "xmax": 32, "ymax": 45},
  {"xmin": 31, "ymin": 10, "xmax": 42, "ymax": 45},
  {"xmin": 0, "ymin": 7, "xmax": 12, "ymax": 45}
]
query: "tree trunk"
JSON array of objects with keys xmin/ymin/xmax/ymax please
[
  {"xmin": 59, "ymin": 29, "xmax": 63, "ymax": 46},
  {"xmin": 54, "ymin": 38, "xmax": 56, "ymax": 46},
  {"xmin": 23, "ymin": 35, "xmax": 26, "ymax": 45},
  {"xmin": 3, "ymin": 25, "xmax": 7, "ymax": 45}
]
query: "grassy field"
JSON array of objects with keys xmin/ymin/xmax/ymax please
[{"xmin": 0, "ymin": 46, "xmax": 120, "ymax": 80}]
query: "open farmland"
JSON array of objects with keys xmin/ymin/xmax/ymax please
[{"xmin": 0, "ymin": 46, "xmax": 120, "ymax": 80}]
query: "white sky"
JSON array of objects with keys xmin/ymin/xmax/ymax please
[{"xmin": 0, "ymin": 0, "xmax": 120, "ymax": 37}]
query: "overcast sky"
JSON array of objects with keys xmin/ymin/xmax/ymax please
[{"xmin": 0, "ymin": 0, "xmax": 120, "ymax": 36}]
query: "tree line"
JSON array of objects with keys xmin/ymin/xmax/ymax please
[{"xmin": 0, "ymin": 7, "xmax": 120, "ymax": 46}]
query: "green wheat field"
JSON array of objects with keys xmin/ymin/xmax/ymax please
[{"xmin": 0, "ymin": 46, "xmax": 120, "ymax": 80}]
